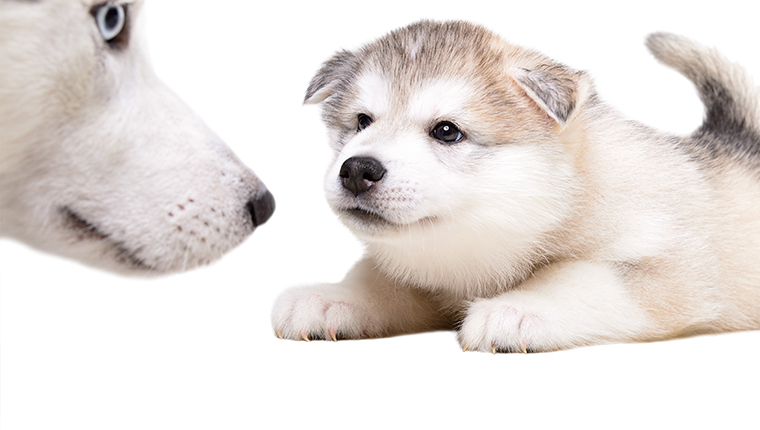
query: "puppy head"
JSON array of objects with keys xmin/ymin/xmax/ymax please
[
  {"xmin": 0, "ymin": 1, "xmax": 274, "ymax": 274},
  {"xmin": 306, "ymin": 21, "xmax": 592, "ymax": 289}
]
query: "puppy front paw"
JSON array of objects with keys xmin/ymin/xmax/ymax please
[
  {"xmin": 272, "ymin": 286, "xmax": 379, "ymax": 341},
  {"xmin": 457, "ymin": 296, "xmax": 561, "ymax": 353}
]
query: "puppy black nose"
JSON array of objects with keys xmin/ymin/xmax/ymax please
[
  {"xmin": 247, "ymin": 190, "xmax": 275, "ymax": 227},
  {"xmin": 339, "ymin": 157, "xmax": 386, "ymax": 197}
]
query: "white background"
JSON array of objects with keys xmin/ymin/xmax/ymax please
[{"xmin": 2, "ymin": 0, "xmax": 759, "ymax": 428}]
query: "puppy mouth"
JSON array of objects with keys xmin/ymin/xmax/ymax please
[
  {"xmin": 339, "ymin": 206, "xmax": 439, "ymax": 233},
  {"xmin": 342, "ymin": 206, "xmax": 393, "ymax": 226},
  {"xmin": 59, "ymin": 206, "xmax": 154, "ymax": 271}
]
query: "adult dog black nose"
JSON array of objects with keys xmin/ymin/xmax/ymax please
[
  {"xmin": 247, "ymin": 190, "xmax": 275, "ymax": 227},
  {"xmin": 339, "ymin": 157, "xmax": 386, "ymax": 197}
]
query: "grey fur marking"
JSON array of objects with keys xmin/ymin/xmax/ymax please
[
  {"xmin": 513, "ymin": 64, "xmax": 578, "ymax": 125},
  {"xmin": 647, "ymin": 32, "xmax": 760, "ymax": 164},
  {"xmin": 304, "ymin": 50, "xmax": 357, "ymax": 105}
]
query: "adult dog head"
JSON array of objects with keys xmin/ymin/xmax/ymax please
[{"xmin": 0, "ymin": 0, "xmax": 274, "ymax": 274}]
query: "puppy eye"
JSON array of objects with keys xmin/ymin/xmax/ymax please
[
  {"xmin": 431, "ymin": 121, "xmax": 463, "ymax": 143},
  {"xmin": 93, "ymin": 4, "xmax": 126, "ymax": 43},
  {"xmin": 357, "ymin": 114, "xmax": 373, "ymax": 132}
]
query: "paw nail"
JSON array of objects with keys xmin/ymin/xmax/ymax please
[
  {"xmin": 462, "ymin": 343, "xmax": 470, "ymax": 352},
  {"xmin": 300, "ymin": 331, "xmax": 311, "ymax": 342},
  {"xmin": 276, "ymin": 331, "xmax": 283, "ymax": 339},
  {"xmin": 329, "ymin": 328, "xmax": 338, "ymax": 342}
]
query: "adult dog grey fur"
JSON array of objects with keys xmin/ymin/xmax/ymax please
[
  {"xmin": 273, "ymin": 21, "xmax": 760, "ymax": 352},
  {"xmin": 0, "ymin": 0, "xmax": 274, "ymax": 274}
]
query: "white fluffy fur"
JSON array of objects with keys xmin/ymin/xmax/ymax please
[{"xmin": 0, "ymin": 0, "xmax": 272, "ymax": 274}]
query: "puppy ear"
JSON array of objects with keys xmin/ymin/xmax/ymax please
[
  {"xmin": 511, "ymin": 64, "xmax": 587, "ymax": 126},
  {"xmin": 304, "ymin": 50, "xmax": 358, "ymax": 105}
]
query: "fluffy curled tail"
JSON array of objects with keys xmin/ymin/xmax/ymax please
[{"xmin": 646, "ymin": 32, "xmax": 759, "ymax": 151}]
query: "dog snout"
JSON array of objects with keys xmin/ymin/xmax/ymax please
[
  {"xmin": 247, "ymin": 190, "xmax": 276, "ymax": 227},
  {"xmin": 339, "ymin": 157, "xmax": 386, "ymax": 197}
]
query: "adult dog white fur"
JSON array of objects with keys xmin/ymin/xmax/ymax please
[
  {"xmin": 0, "ymin": 0, "xmax": 274, "ymax": 274},
  {"xmin": 273, "ymin": 21, "xmax": 760, "ymax": 353}
]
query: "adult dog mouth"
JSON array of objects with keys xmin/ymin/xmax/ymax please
[{"xmin": 59, "ymin": 206, "xmax": 154, "ymax": 271}]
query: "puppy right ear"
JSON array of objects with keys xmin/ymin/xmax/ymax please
[{"xmin": 304, "ymin": 50, "xmax": 357, "ymax": 105}]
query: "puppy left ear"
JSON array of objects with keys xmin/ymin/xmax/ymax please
[
  {"xmin": 511, "ymin": 64, "xmax": 588, "ymax": 127},
  {"xmin": 304, "ymin": 50, "xmax": 358, "ymax": 105}
]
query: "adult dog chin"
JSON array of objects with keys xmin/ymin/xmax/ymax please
[{"xmin": 59, "ymin": 206, "xmax": 155, "ymax": 273}]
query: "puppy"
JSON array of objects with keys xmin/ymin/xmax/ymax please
[
  {"xmin": 273, "ymin": 21, "xmax": 759, "ymax": 352},
  {"xmin": 0, "ymin": 1, "xmax": 274, "ymax": 274}
]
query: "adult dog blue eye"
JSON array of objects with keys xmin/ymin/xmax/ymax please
[
  {"xmin": 431, "ymin": 121, "xmax": 463, "ymax": 143},
  {"xmin": 94, "ymin": 4, "xmax": 125, "ymax": 42},
  {"xmin": 357, "ymin": 114, "xmax": 373, "ymax": 131}
]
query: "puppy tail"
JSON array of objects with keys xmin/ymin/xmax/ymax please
[{"xmin": 646, "ymin": 32, "xmax": 760, "ymax": 143}]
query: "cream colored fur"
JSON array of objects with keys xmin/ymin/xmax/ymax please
[{"xmin": 272, "ymin": 21, "xmax": 760, "ymax": 352}]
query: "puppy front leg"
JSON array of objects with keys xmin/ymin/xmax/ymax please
[
  {"xmin": 272, "ymin": 258, "xmax": 450, "ymax": 341},
  {"xmin": 458, "ymin": 261, "xmax": 656, "ymax": 353}
]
